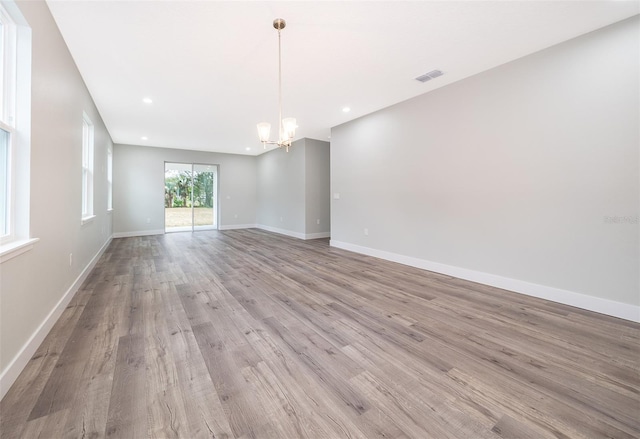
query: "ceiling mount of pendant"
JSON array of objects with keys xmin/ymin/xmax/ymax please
[{"xmin": 273, "ymin": 18, "xmax": 286, "ymax": 30}]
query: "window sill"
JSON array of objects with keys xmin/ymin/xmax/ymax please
[
  {"xmin": 0, "ymin": 238, "xmax": 40, "ymax": 264},
  {"xmin": 81, "ymin": 215, "xmax": 96, "ymax": 225}
]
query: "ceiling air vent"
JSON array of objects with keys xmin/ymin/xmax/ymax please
[{"xmin": 415, "ymin": 70, "xmax": 443, "ymax": 83}]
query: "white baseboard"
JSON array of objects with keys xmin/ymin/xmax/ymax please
[
  {"xmin": 257, "ymin": 224, "xmax": 306, "ymax": 239},
  {"xmin": 305, "ymin": 232, "xmax": 331, "ymax": 239},
  {"xmin": 112, "ymin": 229, "xmax": 164, "ymax": 238},
  {"xmin": 330, "ymin": 240, "xmax": 639, "ymax": 323},
  {"xmin": 256, "ymin": 224, "xmax": 330, "ymax": 240},
  {"xmin": 0, "ymin": 237, "xmax": 113, "ymax": 400},
  {"xmin": 219, "ymin": 224, "xmax": 257, "ymax": 231}
]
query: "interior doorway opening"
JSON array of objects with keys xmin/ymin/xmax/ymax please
[{"xmin": 164, "ymin": 162, "xmax": 218, "ymax": 233}]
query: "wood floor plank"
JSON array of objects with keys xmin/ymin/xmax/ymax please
[
  {"xmin": 0, "ymin": 298, "xmax": 86, "ymax": 439},
  {"xmin": 1, "ymin": 230, "xmax": 638, "ymax": 439},
  {"xmin": 62, "ymin": 366, "xmax": 113, "ymax": 439},
  {"xmin": 448, "ymin": 367, "xmax": 637, "ymax": 439},
  {"xmin": 20, "ymin": 408, "xmax": 69, "ymax": 439},
  {"xmin": 105, "ymin": 333, "xmax": 147, "ymax": 438},
  {"xmin": 27, "ymin": 281, "xmax": 114, "ymax": 421},
  {"xmin": 262, "ymin": 316, "xmax": 370, "ymax": 416},
  {"xmin": 192, "ymin": 321, "xmax": 270, "ymax": 438},
  {"xmin": 161, "ymin": 281, "xmax": 234, "ymax": 439},
  {"xmin": 143, "ymin": 287, "xmax": 193, "ymax": 439},
  {"xmin": 491, "ymin": 414, "xmax": 557, "ymax": 439},
  {"xmin": 240, "ymin": 321, "xmax": 372, "ymax": 438}
]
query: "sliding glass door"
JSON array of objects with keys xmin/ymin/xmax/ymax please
[
  {"xmin": 192, "ymin": 164, "xmax": 217, "ymax": 230},
  {"xmin": 164, "ymin": 162, "xmax": 218, "ymax": 233}
]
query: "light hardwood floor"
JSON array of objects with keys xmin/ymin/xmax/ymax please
[{"xmin": 1, "ymin": 229, "xmax": 639, "ymax": 438}]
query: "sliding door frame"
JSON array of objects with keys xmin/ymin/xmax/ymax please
[{"xmin": 164, "ymin": 161, "xmax": 220, "ymax": 233}]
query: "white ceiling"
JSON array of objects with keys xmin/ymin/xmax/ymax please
[{"xmin": 46, "ymin": 1, "xmax": 639, "ymax": 156}]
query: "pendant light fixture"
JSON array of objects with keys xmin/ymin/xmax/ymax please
[{"xmin": 257, "ymin": 18, "xmax": 296, "ymax": 152}]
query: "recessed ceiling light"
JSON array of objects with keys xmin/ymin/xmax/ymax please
[
  {"xmin": 342, "ymin": 107, "xmax": 350, "ymax": 113},
  {"xmin": 142, "ymin": 97, "xmax": 153, "ymax": 104},
  {"xmin": 245, "ymin": 147, "xmax": 251, "ymax": 151},
  {"xmin": 141, "ymin": 136, "xmax": 148, "ymax": 140}
]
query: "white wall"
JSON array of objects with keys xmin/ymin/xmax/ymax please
[
  {"xmin": 113, "ymin": 143, "xmax": 257, "ymax": 235},
  {"xmin": 256, "ymin": 138, "xmax": 330, "ymax": 239},
  {"xmin": 331, "ymin": 17, "xmax": 639, "ymax": 320},
  {"xmin": 305, "ymin": 139, "xmax": 331, "ymax": 235},
  {"xmin": 256, "ymin": 139, "xmax": 306, "ymax": 235},
  {"xmin": 1, "ymin": 0, "xmax": 114, "ymax": 396}
]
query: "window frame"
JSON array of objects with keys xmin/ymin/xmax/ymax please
[
  {"xmin": 0, "ymin": 121, "xmax": 13, "ymax": 242},
  {"xmin": 0, "ymin": 4, "xmax": 17, "ymax": 245},
  {"xmin": 0, "ymin": 4, "xmax": 17, "ymax": 126},
  {"xmin": 81, "ymin": 112, "xmax": 95, "ymax": 223},
  {"xmin": 0, "ymin": 0, "xmax": 36, "ymax": 263},
  {"xmin": 107, "ymin": 146, "xmax": 113, "ymax": 212}
]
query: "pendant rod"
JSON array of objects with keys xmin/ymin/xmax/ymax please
[
  {"xmin": 278, "ymin": 27, "xmax": 283, "ymax": 144},
  {"xmin": 257, "ymin": 18, "xmax": 295, "ymax": 151}
]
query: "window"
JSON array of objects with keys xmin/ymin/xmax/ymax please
[
  {"xmin": 1, "ymin": 7, "xmax": 16, "ymax": 127},
  {"xmin": 0, "ymin": 4, "xmax": 16, "ymax": 242},
  {"xmin": 0, "ymin": 128, "xmax": 10, "ymax": 237},
  {"xmin": 0, "ymin": 1, "xmax": 34, "ymax": 262},
  {"xmin": 107, "ymin": 147, "xmax": 113, "ymax": 211},
  {"xmin": 81, "ymin": 113, "xmax": 94, "ymax": 222}
]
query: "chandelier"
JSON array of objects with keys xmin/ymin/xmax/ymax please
[{"xmin": 257, "ymin": 18, "xmax": 297, "ymax": 152}]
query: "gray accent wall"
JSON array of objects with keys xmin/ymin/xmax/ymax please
[
  {"xmin": 256, "ymin": 138, "xmax": 330, "ymax": 238},
  {"xmin": 331, "ymin": 17, "xmax": 639, "ymax": 308},
  {"xmin": 256, "ymin": 139, "xmax": 306, "ymax": 234},
  {"xmin": 113, "ymin": 144, "xmax": 257, "ymax": 234},
  {"xmin": 305, "ymin": 139, "xmax": 331, "ymax": 235},
  {"xmin": 1, "ymin": 1, "xmax": 113, "ymax": 375}
]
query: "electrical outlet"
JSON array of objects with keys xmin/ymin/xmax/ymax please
[
  {"xmin": 280, "ymin": 217, "xmax": 283, "ymax": 222},
  {"xmin": 69, "ymin": 253, "xmax": 73, "ymax": 266},
  {"xmin": 364, "ymin": 228, "xmax": 369, "ymax": 236},
  {"xmin": 316, "ymin": 219, "xmax": 320, "ymax": 225},
  {"xmin": 234, "ymin": 214, "xmax": 238, "ymax": 219},
  {"xmin": 146, "ymin": 218, "xmax": 151, "ymax": 224}
]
